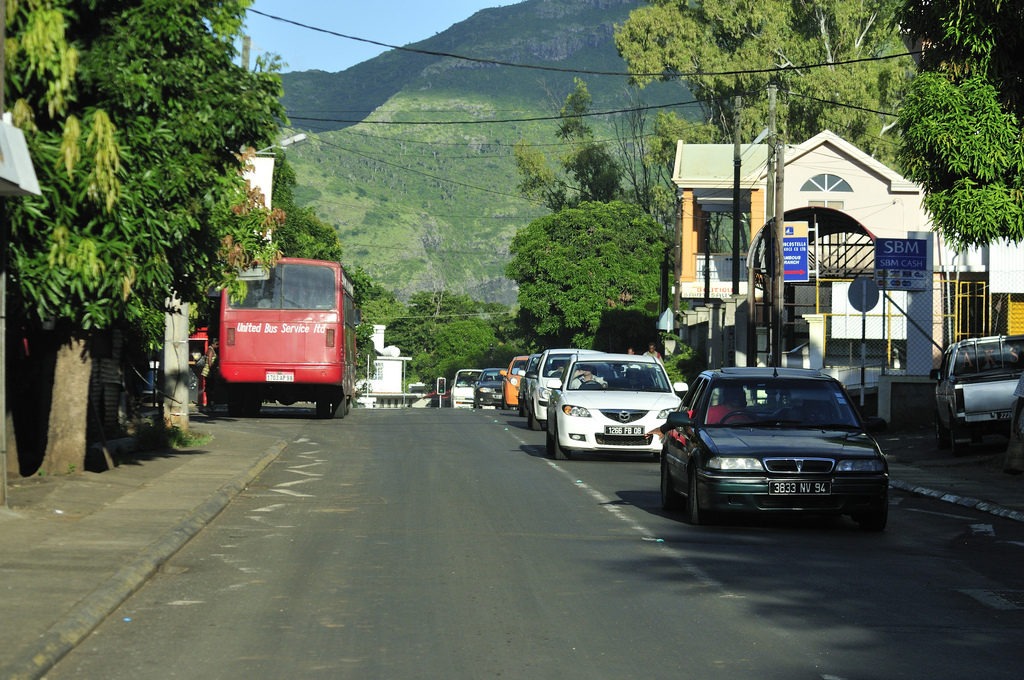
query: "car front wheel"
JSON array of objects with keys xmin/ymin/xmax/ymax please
[
  {"xmin": 949, "ymin": 412, "xmax": 967, "ymax": 457},
  {"xmin": 935, "ymin": 412, "xmax": 951, "ymax": 449},
  {"xmin": 527, "ymin": 405, "xmax": 542, "ymax": 431},
  {"xmin": 551, "ymin": 422, "xmax": 569, "ymax": 460},
  {"xmin": 660, "ymin": 457, "xmax": 684, "ymax": 512},
  {"xmin": 686, "ymin": 469, "xmax": 704, "ymax": 526}
]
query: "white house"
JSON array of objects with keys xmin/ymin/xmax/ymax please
[{"xmin": 356, "ymin": 324, "xmax": 411, "ymax": 408}]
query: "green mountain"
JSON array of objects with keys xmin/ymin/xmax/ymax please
[{"xmin": 278, "ymin": 0, "xmax": 692, "ymax": 305}]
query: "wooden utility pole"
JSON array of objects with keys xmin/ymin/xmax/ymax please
[
  {"xmin": 773, "ymin": 132, "xmax": 785, "ymax": 367},
  {"xmin": 732, "ymin": 96, "xmax": 741, "ymax": 295}
]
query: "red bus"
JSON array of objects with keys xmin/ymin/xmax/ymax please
[{"xmin": 217, "ymin": 258, "xmax": 358, "ymax": 418}]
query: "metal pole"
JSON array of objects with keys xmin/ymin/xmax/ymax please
[{"xmin": 860, "ymin": 278, "xmax": 867, "ymax": 407}]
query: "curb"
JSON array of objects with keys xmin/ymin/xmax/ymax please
[
  {"xmin": 0, "ymin": 440, "xmax": 287, "ymax": 680},
  {"xmin": 890, "ymin": 478, "xmax": 1024, "ymax": 523}
]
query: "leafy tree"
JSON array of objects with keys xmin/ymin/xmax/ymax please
[
  {"xmin": 514, "ymin": 79, "xmax": 621, "ymax": 212},
  {"xmin": 614, "ymin": 0, "xmax": 915, "ymax": 164},
  {"xmin": 270, "ymin": 152, "xmax": 346, "ymax": 262},
  {"xmin": 896, "ymin": 0, "xmax": 1024, "ymax": 247},
  {"xmin": 419, "ymin": 319, "xmax": 499, "ymax": 383},
  {"xmin": 4, "ymin": 0, "xmax": 286, "ymax": 475},
  {"xmin": 507, "ymin": 201, "xmax": 667, "ymax": 349}
]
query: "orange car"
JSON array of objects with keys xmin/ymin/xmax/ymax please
[{"xmin": 501, "ymin": 355, "xmax": 531, "ymax": 410}]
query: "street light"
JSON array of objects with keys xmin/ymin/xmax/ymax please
[{"xmin": 255, "ymin": 132, "xmax": 307, "ymax": 156}]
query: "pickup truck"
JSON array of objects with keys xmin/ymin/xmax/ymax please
[{"xmin": 931, "ymin": 334, "xmax": 1024, "ymax": 454}]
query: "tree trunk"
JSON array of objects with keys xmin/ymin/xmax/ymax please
[{"xmin": 40, "ymin": 335, "xmax": 91, "ymax": 476}]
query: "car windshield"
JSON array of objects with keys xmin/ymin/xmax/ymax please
[
  {"xmin": 703, "ymin": 378, "xmax": 860, "ymax": 428},
  {"xmin": 565, "ymin": 361, "xmax": 671, "ymax": 392},
  {"xmin": 455, "ymin": 372, "xmax": 480, "ymax": 387},
  {"xmin": 479, "ymin": 369, "xmax": 502, "ymax": 381}
]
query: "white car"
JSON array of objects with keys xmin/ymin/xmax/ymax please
[
  {"xmin": 524, "ymin": 348, "xmax": 602, "ymax": 431},
  {"xmin": 545, "ymin": 353, "xmax": 687, "ymax": 460},
  {"xmin": 451, "ymin": 368, "xmax": 482, "ymax": 408}
]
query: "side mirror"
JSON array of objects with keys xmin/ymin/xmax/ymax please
[
  {"xmin": 929, "ymin": 368, "xmax": 941, "ymax": 380},
  {"xmin": 515, "ymin": 368, "xmax": 526, "ymax": 377},
  {"xmin": 664, "ymin": 410, "xmax": 694, "ymax": 430},
  {"xmin": 526, "ymin": 370, "xmax": 537, "ymax": 379},
  {"xmin": 673, "ymin": 381, "xmax": 689, "ymax": 394},
  {"xmin": 549, "ymin": 378, "xmax": 563, "ymax": 390}
]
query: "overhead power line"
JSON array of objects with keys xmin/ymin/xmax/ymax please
[{"xmin": 249, "ymin": 9, "xmax": 918, "ymax": 80}]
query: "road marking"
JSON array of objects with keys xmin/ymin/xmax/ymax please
[
  {"xmin": 275, "ymin": 478, "xmax": 317, "ymax": 488},
  {"xmin": 544, "ymin": 459, "xmax": 722, "ymax": 590},
  {"xmin": 286, "ymin": 469, "xmax": 324, "ymax": 477},
  {"xmin": 270, "ymin": 488, "xmax": 314, "ymax": 498},
  {"xmin": 959, "ymin": 589, "xmax": 1024, "ymax": 610},
  {"xmin": 252, "ymin": 503, "xmax": 288, "ymax": 513}
]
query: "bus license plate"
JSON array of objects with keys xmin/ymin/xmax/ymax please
[
  {"xmin": 605, "ymin": 425, "xmax": 644, "ymax": 435},
  {"xmin": 265, "ymin": 371, "xmax": 294, "ymax": 383},
  {"xmin": 769, "ymin": 481, "xmax": 831, "ymax": 495}
]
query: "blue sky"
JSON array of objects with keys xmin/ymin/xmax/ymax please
[{"xmin": 244, "ymin": 1, "xmax": 520, "ymax": 73}]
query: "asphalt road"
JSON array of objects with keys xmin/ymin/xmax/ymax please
[{"xmin": 49, "ymin": 408, "xmax": 1024, "ymax": 679}]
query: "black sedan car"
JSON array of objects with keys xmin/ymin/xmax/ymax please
[
  {"xmin": 659, "ymin": 367, "xmax": 889, "ymax": 530},
  {"xmin": 473, "ymin": 367, "xmax": 505, "ymax": 409}
]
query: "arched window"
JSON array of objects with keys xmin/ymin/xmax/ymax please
[{"xmin": 801, "ymin": 174, "xmax": 852, "ymax": 192}]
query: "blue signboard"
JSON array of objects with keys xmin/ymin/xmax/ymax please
[
  {"xmin": 874, "ymin": 237, "xmax": 928, "ymax": 290},
  {"xmin": 783, "ymin": 236, "xmax": 809, "ymax": 282}
]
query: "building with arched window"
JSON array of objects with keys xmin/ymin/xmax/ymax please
[{"xmin": 670, "ymin": 130, "xmax": 1024, "ymax": 423}]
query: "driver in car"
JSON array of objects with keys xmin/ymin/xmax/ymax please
[
  {"xmin": 705, "ymin": 385, "xmax": 748, "ymax": 424},
  {"xmin": 569, "ymin": 365, "xmax": 605, "ymax": 389}
]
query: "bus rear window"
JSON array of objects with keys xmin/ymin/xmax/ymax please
[{"xmin": 230, "ymin": 263, "xmax": 336, "ymax": 310}]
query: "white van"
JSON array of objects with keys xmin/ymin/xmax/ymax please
[{"xmin": 451, "ymin": 369, "xmax": 482, "ymax": 408}]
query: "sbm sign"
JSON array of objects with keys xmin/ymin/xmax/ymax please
[{"xmin": 874, "ymin": 237, "xmax": 929, "ymax": 290}]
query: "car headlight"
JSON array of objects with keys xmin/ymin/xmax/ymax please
[
  {"xmin": 561, "ymin": 405, "xmax": 591, "ymax": 417},
  {"xmin": 707, "ymin": 457, "xmax": 763, "ymax": 471},
  {"xmin": 836, "ymin": 459, "xmax": 885, "ymax": 472},
  {"xmin": 510, "ymin": 377, "xmax": 519, "ymax": 386},
  {"xmin": 541, "ymin": 387, "xmax": 551, "ymax": 400},
  {"xmin": 657, "ymin": 407, "xmax": 675, "ymax": 419},
  {"xmin": 478, "ymin": 387, "xmax": 493, "ymax": 394}
]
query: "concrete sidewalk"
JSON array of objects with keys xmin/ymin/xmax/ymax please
[
  {"xmin": 875, "ymin": 426, "xmax": 1024, "ymax": 521},
  {"xmin": 0, "ymin": 417, "xmax": 286, "ymax": 680},
  {"xmin": 0, "ymin": 419, "xmax": 1021, "ymax": 679}
]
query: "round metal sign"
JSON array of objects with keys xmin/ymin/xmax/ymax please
[{"xmin": 848, "ymin": 277, "xmax": 880, "ymax": 312}]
